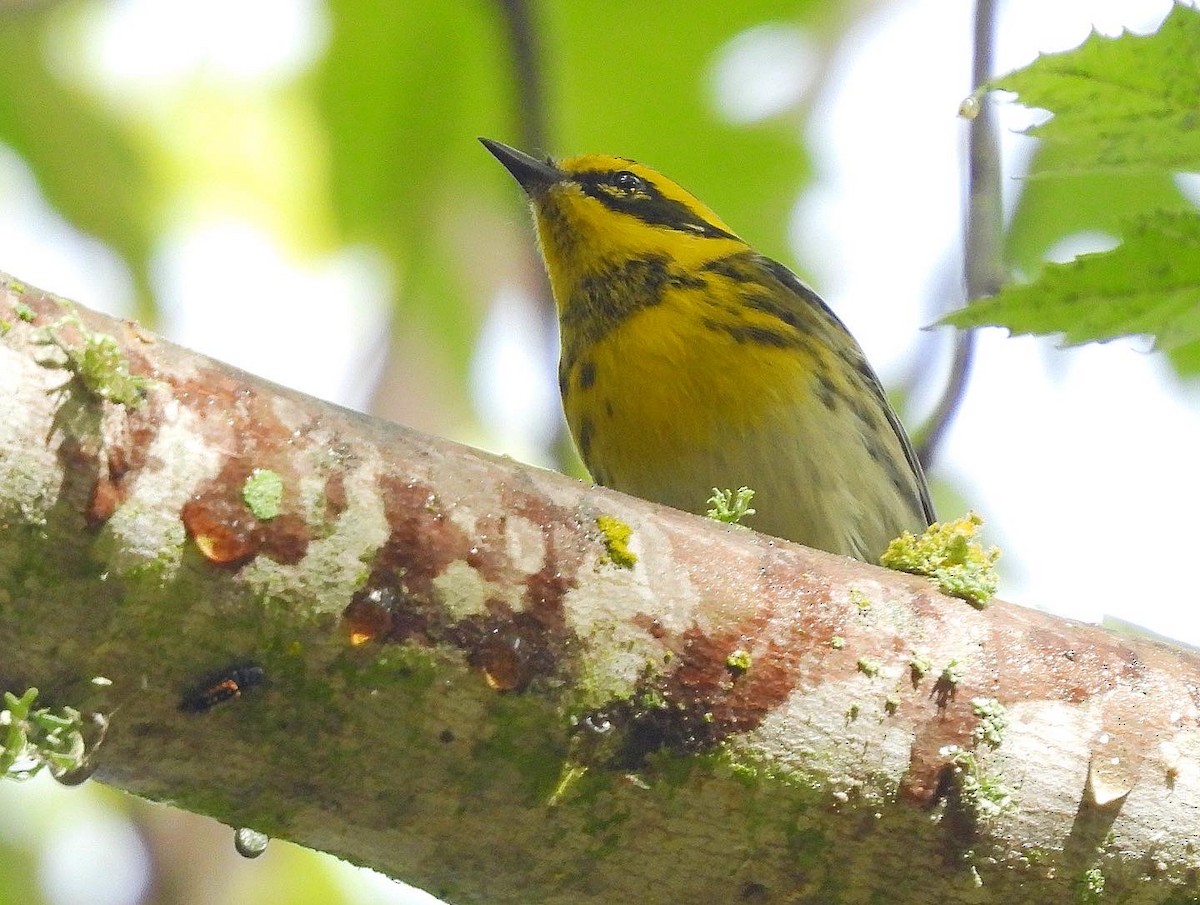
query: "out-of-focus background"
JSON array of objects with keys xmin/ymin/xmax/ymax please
[{"xmin": 1, "ymin": 0, "xmax": 1197, "ymax": 902}]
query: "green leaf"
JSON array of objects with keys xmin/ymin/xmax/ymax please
[
  {"xmin": 993, "ymin": 4, "xmax": 1200, "ymax": 177},
  {"xmin": 945, "ymin": 210, "xmax": 1200, "ymax": 349},
  {"xmin": 1003, "ymin": 139, "xmax": 1194, "ymax": 276}
]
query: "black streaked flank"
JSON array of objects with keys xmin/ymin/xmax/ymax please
[
  {"xmin": 574, "ymin": 169, "xmax": 739, "ymax": 241},
  {"xmin": 579, "ymin": 360, "xmax": 597, "ymax": 390},
  {"xmin": 814, "ymin": 373, "xmax": 839, "ymax": 411},
  {"xmin": 888, "ymin": 463, "xmax": 915, "ymax": 500},
  {"xmin": 761, "ymin": 257, "xmax": 839, "ymax": 316},
  {"xmin": 701, "ymin": 254, "xmax": 758, "ymax": 283},
  {"xmin": 701, "ymin": 318, "xmax": 802, "ymax": 350},
  {"xmin": 743, "ymin": 293, "xmax": 808, "ymax": 333},
  {"xmin": 578, "ymin": 416, "xmax": 595, "ymax": 458}
]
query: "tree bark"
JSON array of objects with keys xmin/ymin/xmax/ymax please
[{"xmin": 2, "ymin": 271, "xmax": 1199, "ymax": 905}]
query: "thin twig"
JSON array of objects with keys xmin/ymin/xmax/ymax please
[
  {"xmin": 917, "ymin": 0, "xmax": 1003, "ymax": 468},
  {"xmin": 495, "ymin": 0, "xmax": 548, "ymax": 154}
]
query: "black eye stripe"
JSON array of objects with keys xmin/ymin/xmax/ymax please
[{"xmin": 574, "ymin": 169, "xmax": 737, "ymax": 241}]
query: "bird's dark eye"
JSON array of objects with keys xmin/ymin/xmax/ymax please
[{"xmin": 612, "ymin": 170, "xmax": 644, "ymax": 192}]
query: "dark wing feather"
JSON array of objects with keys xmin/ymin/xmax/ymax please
[{"xmin": 760, "ymin": 257, "xmax": 936, "ymax": 527}]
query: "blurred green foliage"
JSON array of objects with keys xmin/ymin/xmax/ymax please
[
  {"xmin": 0, "ymin": 0, "xmax": 828, "ymax": 416},
  {"xmin": 0, "ymin": 4, "xmax": 159, "ymax": 318}
]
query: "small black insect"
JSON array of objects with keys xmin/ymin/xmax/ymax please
[{"xmin": 179, "ymin": 663, "xmax": 266, "ymax": 713}]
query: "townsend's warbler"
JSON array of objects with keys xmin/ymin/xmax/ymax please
[{"xmin": 482, "ymin": 138, "xmax": 934, "ymax": 562}]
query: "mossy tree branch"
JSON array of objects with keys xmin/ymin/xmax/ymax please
[{"xmin": 2, "ymin": 272, "xmax": 1199, "ymax": 905}]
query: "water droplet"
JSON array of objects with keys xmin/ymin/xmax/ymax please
[
  {"xmin": 234, "ymin": 827, "xmax": 269, "ymax": 858},
  {"xmin": 52, "ymin": 760, "xmax": 98, "ymax": 787},
  {"xmin": 50, "ymin": 712, "xmax": 109, "ymax": 787},
  {"xmin": 958, "ymin": 93, "xmax": 981, "ymax": 120}
]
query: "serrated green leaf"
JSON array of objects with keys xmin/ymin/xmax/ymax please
[
  {"xmin": 993, "ymin": 4, "xmax": 1200, "ymax": 177},
  {"xmin": 945, "ymin": 211, "xmax": 1200, "ymax": 349}
]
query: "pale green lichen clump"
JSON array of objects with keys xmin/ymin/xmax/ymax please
[
  {"xmin": 1076, "ymin": 866, "xmax": 1105, "ymax": 905},
  {"xmin": 909, "ymin": 651, "xmax": 932, "ymax": 681},
  {"xmin": 940, "ymin": 745, "xmax": 1013, "ymax": 821},
  {"xmin": 725, "ymin": 649, "xmax": 752, "ymax": 673},
  {"xmin": 243, "ymin": 468, "xmax": 284, "ymax": 520},
  {"xmin": 971, "ymin": 697, "xmax": 1008, "ymax": 749},
  {"xmin": 35, "ymin": 314, "xmax": 150, "ymax": 406},
  {"xmin": 706, "ymin": 487, "xmax": 755, "ymax": 525},
  {"xmin": 881, "ymin": 512, "xmax": 999, "ymax": 607}
]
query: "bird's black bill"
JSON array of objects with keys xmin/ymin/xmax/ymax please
[{"xmin": 480, "ymin": 138, "xmax": 561, "ymax": 197}]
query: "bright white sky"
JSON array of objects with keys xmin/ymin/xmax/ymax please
[
  {"xmin": 799, "ymin": 0, "xmax": 1200, "ymax": 636},
  {"xmin": 2, "ymin": 1, "xmax": 1198, "ymax": 903}
]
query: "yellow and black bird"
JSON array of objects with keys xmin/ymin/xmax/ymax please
[{"xmin": 482, "ymin": 138, "xmax": 934, "ymax": 562}]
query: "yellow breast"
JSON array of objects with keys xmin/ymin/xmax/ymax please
[
  {"xmin": 561, "ymin": 292, "xmax": 816, "ymax": 487},
  {"xmin": 556, "ymin": 267, "xmax": 928, "ymax": 560}
]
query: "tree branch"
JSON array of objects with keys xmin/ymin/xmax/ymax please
[
  {"xmin": 918, "ymin": 0, "xmax": 1003, "ymax": 468},
  {"xmin": 2, "ymin": 272, "xmax": 1199, "ymax": 905}
]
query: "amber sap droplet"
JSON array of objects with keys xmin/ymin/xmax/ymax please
[
  {"xmin": 344, "ymin": 586, "xmax": 398, "ymax": 646},
  {"xmin": 181, "ymin": 497, "xmax": 259, "ymax": 565},
  {"xmin": 479, "ymin": 628, "xmax": 530, "ymax": 692}
]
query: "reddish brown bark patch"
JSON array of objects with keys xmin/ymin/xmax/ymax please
[
  {"xmin": 343, "ymin": 475, "xmax": 589, "ymax": 693},
  {"xmin": 181, "ymin": 457, "xmax": 309, "ymax": 566},
  {"xmin": 81, "ymin": 386, "xmax": 168, "ymax": 527},
  {"xmin": 174, "ymin": 369, "xmax": 314, "ymax": 566},
  {"xmin": 87, "ymin": 477, "xmax": 122, "ymax": 527},
  {"xmin": 583, "ymin": 613, "xmax": 813, "ymax": 769}
]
